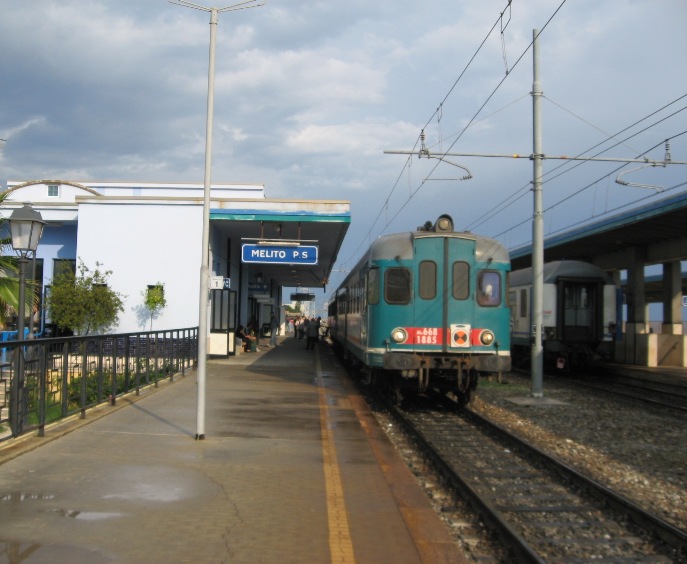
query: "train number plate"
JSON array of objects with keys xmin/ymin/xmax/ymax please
[{"xmin": 407, "ymin": 327, "xmax": 443, "ymax": 345}]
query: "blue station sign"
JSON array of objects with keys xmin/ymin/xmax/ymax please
[{"xmin": 241, "ymin": 244, "xmax": 319, "ymax": 265}]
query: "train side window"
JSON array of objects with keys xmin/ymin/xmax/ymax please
[
  {"xmin": 520, "ymin": 288, "xmax": 528, "ymax": 317},
  {"xmin": 367, "ymin": 268, "xmax": 379, "ymax": 305},
  {"xmin": 477, "ymin": 270, "xmax": 501, "ymax": 306},
  {"xmin": 508, "ymin": 290, "xmax": 517, "ymax": 309},
  {"xmin": 419, "ymin": 261, "xmax": 437, "ymax": 299},
  {"xmin": 452, "ymin": 261, "xmax": 469, "ymax": 300},
  {"xmin": 385, "ymin": 268, "xmax": 411, "ymax": 304}
]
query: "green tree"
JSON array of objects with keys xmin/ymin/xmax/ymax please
[
  {"xmin": 46, "ymin": 260, "xmax": 124, "ymax": 335},
  {"xmin": 142, "ymin": 283, "xmax": 167, "ymax": 330}
]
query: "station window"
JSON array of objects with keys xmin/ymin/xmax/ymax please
[
  {"xmin": 452, "ymin": 261, "xmax": 469, "ymax": 300},
  {"xmin": 53, "ymin": 258, "xmax": 76, "ymax": 279},
  {"xmin": 419, "ymin": 261, "xmax": 436, "ymax": 300},
  {"xmin": 477, "ymin": 270, "xmax": 501, "ymax": 307},
  {"xmin": 385, "ymin": 267, "xmax": 411, "ymax": 305},
  {"xmin": 47, "ymin": 184, "xmax": 59, "ymax": 197},
  {"xmin": 367, "ymin": 268, "xmax": 379, "ymax": 305}
]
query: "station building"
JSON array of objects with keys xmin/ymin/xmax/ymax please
[{"xmin": 0, "ymin": 180, "xmax": 350, "ymax": 356}]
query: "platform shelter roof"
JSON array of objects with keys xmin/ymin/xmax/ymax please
[
  {"xmin": 210, "ymin": 199, "xmax": 350, "ymax": 290},
  {"xmin": 510, "ymin": 191, "xmax": 687, "ymax": 272}
]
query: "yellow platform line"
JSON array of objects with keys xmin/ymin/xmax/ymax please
[{"xmin": 316, "ymin": 348, "xmax": 356, "ymax": 564}]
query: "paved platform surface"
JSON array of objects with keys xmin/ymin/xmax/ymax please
[{"xmin": 0, "ymin": 336, "xmax": 466, "ymax": 563}]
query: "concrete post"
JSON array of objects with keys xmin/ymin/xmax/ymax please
[{"xmin": 662, "ymin": 261, "xmax": 683, "ymax": 335}]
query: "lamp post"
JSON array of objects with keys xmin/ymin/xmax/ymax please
[{"xmin": 8, "ymin": 202, "xmax": 45, "ymax": 437}]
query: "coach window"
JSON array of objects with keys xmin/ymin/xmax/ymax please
[
  {"xmin": 519, "ymin": 288, "xmax": 528, "ymax": 318},
  {"xmin": 385, "ymin": 268, "xmax": 411, "ymax": 304},
  {"xmin": 367, "ymin": 268, "xmax": 379, "ymax": 305},
  {"xmin": 477, "ymin": 271, "xmax": 501, "ymax": 306},
  {"xmin": 452, "ymin": 261, "xmax": 469, "ymax": 300},
  {"xmin": 508, "ymin": 290, "xmax": 517, "ymax": 310},
  {"xmin": 419, "ymin": 261, "xmax": 437, "ymax": 299}
]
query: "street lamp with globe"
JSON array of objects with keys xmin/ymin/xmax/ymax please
[{"xmin": 8, "ymin": 202, "xmax": 45, "ymax": 436}]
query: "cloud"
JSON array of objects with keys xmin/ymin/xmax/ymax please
[
  {"xmin": 0, "ymin": 0, "xmax": 685, "ymax": 260},
  {"xmin": 1, "ymin": 117, "xmax": 47, "ymax": 142}
]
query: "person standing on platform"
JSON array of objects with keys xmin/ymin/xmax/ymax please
[
  {"xmin": 297, "ymin": 317, "xmax": 305, "ymax": 341},
  {"xmin": 269, "ymin": 313, "xmax": 279, "ymax": 347},
  {"xmin": 305, "ymin": 316, "xmax": 319, "ymax": 350}
]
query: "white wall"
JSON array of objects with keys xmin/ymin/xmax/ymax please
[{"xmin": 75, "ymin": 201, "xmax": 202, "ymax": 333}]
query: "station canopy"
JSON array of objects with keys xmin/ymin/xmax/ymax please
[
  {"xmin": 509, "ymin": 191, "xmax": 687, "ymax": 300},
  {"xmin": 210, "ymin": 199, "xmax": 350, "ymax": 291}
]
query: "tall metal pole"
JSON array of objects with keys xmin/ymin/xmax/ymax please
[
  {"xmin": 194, "ymin": 7, "xmax": 220, "ymax": 441},
  {"xmin": 531, "ymin": 29, "xmax": 544, "ymax": 397},
  {"xmin": 170, "ymin": 0, "xmax": 266, "ymax": 440}
]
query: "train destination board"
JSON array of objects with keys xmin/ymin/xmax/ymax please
[{"xmin": 242, "ymin": 243, "xmax": 318, "ymax": 265}]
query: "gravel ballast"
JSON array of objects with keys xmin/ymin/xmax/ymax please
[{"xmin": 470, "ymin": 371, "xmax": 686, "ymax": 531}]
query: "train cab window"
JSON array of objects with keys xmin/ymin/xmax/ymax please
[
  {"xmin": 419, "ymin": 261, "xmax": 437, "ymax": 299},
  {"xmin": 367, "ymin": 268, "xmax": 379, "ymax": 305},
  {"xmin": 385, "ymin": 268, "xmax": 411, "ymax": 304},
  {"xmin": 477, "ymin": 271, "xmax": 501, "ymax": 307},
  {"xmin": 452, "ymin": 261, "xmax": 469, "ymax": 300},
  {"xmin": 580, "ymin": 287, "xmax": 589, "ymax": 308}
]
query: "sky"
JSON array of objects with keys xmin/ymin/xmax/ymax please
[{"xmin": 1, "ymin": 0, "xmax": 686, "ymax": 307}]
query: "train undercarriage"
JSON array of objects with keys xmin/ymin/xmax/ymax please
[{"xmin": 352, "ymin": 351, "xmax": 509, "ymax": 407}]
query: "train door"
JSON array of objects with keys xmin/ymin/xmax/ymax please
[
  {"xmin": 558, "ymin": 279, "xmax": 601, "ymax": 342},
  {"xmin": 413, "ymin": 236, "xmax": 476, "ymax": 351}
]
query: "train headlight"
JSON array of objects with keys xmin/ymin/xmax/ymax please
[
  {"xmin": 480, "ymin": 330, "xmax": 495, "ymax": 346},
  {"xmin": 390, "ymin": 327, "xmax": 408, "ymax": 344}
]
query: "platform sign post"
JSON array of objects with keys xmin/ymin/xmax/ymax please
[{"xmin": 210, "ymin": 277, "xmax": 230, "ymax": 290}]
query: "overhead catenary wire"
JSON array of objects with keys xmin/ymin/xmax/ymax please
[
  {"xmin": 338, "ymin": 0, "xmax": 519, "ymax": 267},
  {"xmin": 464, "ymin": 95, "xmax": 687, "ymax": 233},
  {"xmin": 380, "ymin": 3, "xmax": 567, "ymax": 236},
  {"xmin": 493, "ymin": 129, "xmax": 687, "ymax": 243}
]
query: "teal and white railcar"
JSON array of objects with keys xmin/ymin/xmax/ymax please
[{"xmin": 328, "ymin": 215, "xmax": 511, "ymax": 405}]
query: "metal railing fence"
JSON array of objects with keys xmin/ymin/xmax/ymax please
[{"xmin": 0, "ymin": 327, "xmax": 198, "ymax": 442}]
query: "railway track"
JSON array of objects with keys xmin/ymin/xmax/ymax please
[
  {"xmin": 514, "ymin": 366, "xmax": 687, "ymax": 412},
  {"xmin": 392, "ymin": 397, "xmax": 687, "ymax": 562},
  {"xmin": 579, "ymin": 368, "xmax": 687, "ymax": 412}
]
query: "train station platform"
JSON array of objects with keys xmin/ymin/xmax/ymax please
[{"xmin": 0, "ymin": 336, "xmax": 466, "ymax": 563}]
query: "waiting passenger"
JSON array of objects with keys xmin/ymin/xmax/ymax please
[
  {"xmin": 306, "ymin": 317, "xmax": 319, "ymax": 350},
  {"xmin": 237, "ymin": 325, "xmax": 257, "ymax": 352}
]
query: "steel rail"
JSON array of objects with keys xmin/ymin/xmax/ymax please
[{"xmin": 464, "ymin": 407, "xmax": 687, "ymax": 552}]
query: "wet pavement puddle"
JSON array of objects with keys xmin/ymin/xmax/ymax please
[{"xmin": 47, "ymin": 509, "xmax": 124, "ymax": 520}]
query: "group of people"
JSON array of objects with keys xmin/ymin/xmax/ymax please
[
  {"xmin": 236, "ymin": 320, "xmax": 261, "ymax": 353},
  {"xmin": 236, "ymin": 314, "xmax": 328, "ymax": 353},
  {"xmin": 294, "ymin": 316, "xmax": 326, "ymax": 350},
  {"xmin": 236, "ymin": 314, "xmax": 280, "ymax": 353}
]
